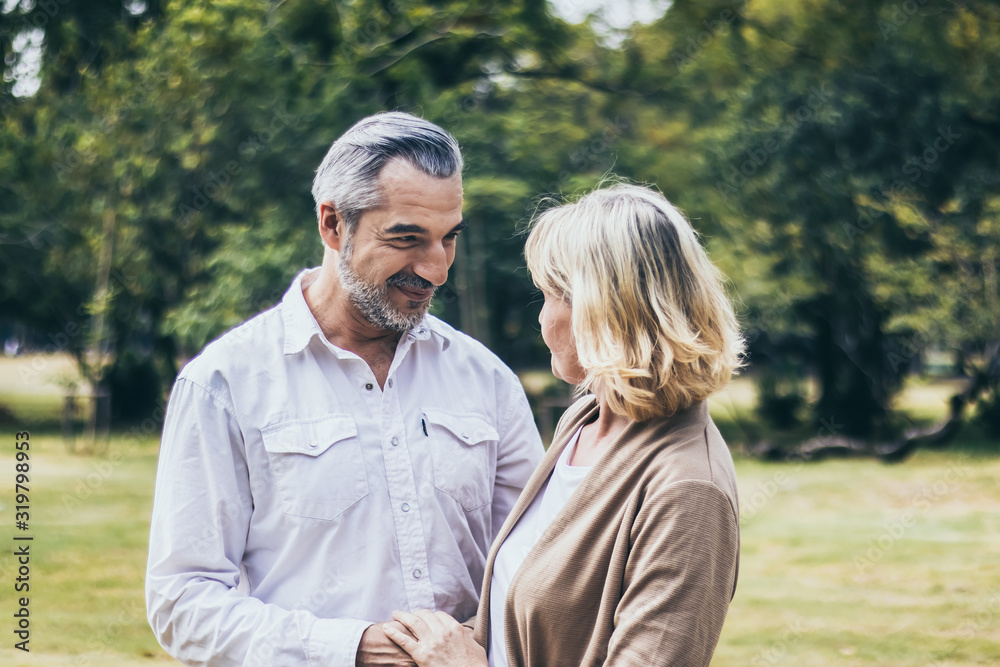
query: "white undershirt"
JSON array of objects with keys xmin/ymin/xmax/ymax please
[{"xmin": 488, "ymin": 426, "xmax": 591, "ymax": 667}]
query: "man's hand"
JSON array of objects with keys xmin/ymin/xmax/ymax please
[{"xmin": 356, "ymin": 623, "xmax": 417, "ymax": 667}]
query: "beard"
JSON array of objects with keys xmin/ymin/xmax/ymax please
[{"xmin": 338, "ymin": 249, "xmax": 436, "ymax": 333}]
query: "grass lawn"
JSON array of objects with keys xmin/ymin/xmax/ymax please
[
  {"xmin": 0, "ymin": 432, "xmax": 175, "ymax": 665},
  {"xmin": 0, "ymin": 355, "xmax": 998, "ymax": 665},
  {"xmin": 718, "ymin": 453, "xmax": 1000, "ymax": 666}
]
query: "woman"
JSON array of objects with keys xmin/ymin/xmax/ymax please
[{"xmin": 384, "ymin": 183, "xmax": 745, "ymax": 666}]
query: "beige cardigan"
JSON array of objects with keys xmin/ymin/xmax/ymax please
[{"xmin": 472, "ymin": 396, "xmax": 740, "ymax": 666}]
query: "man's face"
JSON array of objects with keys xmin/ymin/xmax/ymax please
[{"xmin": 338, "ymin": 159, "xmax": 465, "ymax": 333}]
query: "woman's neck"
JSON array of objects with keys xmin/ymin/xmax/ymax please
[{"xmin": 569, "ymin": 390, "xmax": 632, "ymax": 466}]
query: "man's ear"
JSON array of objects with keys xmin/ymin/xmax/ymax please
[{"xmin": 318, "ymin": 203, "xmax": 346, "ymax": 251}]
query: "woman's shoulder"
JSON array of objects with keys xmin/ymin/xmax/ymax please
[{"xmin": 628, "ymin": 401, "xmax": 738, "ymax": 507}]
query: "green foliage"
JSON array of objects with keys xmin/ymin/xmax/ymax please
[
  {"xmin": 676, "ymin": 0, "xmax": 1000, "ymax": 437},
  {"xmin": 2, "ymin": 0, "xmax": 998, "ymax": 436}
]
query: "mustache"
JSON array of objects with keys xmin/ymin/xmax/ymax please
[{"xmin": 386, "ymin": 272, "xmax": 435, "ymax": 291}]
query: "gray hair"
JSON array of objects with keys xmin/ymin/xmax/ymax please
[{"xmin": 311, "ymin": 111, "xmax": 463, "ymax": 236}]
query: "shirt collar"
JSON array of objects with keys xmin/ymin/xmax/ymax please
[
  {"xmin": 281, "ymin": 267, "xmax": 451, "ymax": 356},
  {"xmin": 281, "ymin": 268, "xmax": 325, "ymax": 356}
]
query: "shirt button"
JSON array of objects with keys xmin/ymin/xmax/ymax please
[
  {"xmin": 401, "ymin": 502, "xmax": 410, "ymax": 512},
  {"xmin": 413, "ymin": 569, "xmax": 422, "ymax": 579},
  {"xmin": 365, "ymin": 383, "xmax": 373, "ymax": 391},
  {"xmin": 391, "ymin": 437, "xmax": 399, "ymax": 446},
  {"xmin": 308, "ymin": 442, "xmax": 317, "ymax": 448},
  {"xmin": 387, "ymin": 379, "xmax": 393, "ymax": 388},
  {"xmin": 461, "ymin": 432, "xmax": 469, "ymax": 440}
]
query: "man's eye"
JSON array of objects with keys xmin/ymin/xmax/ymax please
[{"xmin": 394, "ymin": 236, "xmax": 418, "ymax": 243}]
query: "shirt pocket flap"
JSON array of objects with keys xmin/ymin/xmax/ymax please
[
  {"xmin": 260, "ymin": 414, "xmax": 358, "ymax": 456},
  {"xmin": 422, "ymin": 409, "xmax": 499, "ymax": 444}
]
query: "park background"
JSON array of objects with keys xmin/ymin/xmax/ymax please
[{"xmin": 1, "ymin": 0, "xmax": 999, "ymax": 664}]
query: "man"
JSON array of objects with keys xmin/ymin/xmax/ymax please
[{"xmin": 146, "ymin": 112, "xmax": 543, "ymax": 666}]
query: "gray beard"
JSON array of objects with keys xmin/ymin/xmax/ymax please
[{"xmin": 338, "ymin": 249, "xmax": 436, "ymax": 333}]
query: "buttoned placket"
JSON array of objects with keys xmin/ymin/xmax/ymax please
[
  {"xmin": 312, "ymin": 322, "xmax": 438, "ymax": 611},
  {"xmin": 376, "ymin": 331, "xmax": 436, "ymax": 610}
]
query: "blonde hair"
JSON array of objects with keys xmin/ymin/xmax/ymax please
[{"xmin": 525, "ymin": 183, "xmax": 745, "ymax": 421}]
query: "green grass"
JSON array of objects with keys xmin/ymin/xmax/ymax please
[
  {"xmin": 0, "ymin": 433, "xmax": 174, "ymax": 665},
  {"xmin": 1, "ymin": 436, "xmax": 997, "ymax": 665},
  {"xmin": 720, "ymin": 452, "xmax": 1000, "ymax": 666},
  {"xmin": 1, "ymin": 356, "xmax": 999, "ymax": 665}
]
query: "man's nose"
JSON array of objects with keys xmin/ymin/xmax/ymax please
[{"xmin": 414, "ymin": 242, "xmax": 450, "ymax": 287}]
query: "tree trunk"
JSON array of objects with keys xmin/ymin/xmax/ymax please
[
  {"xmin": 750, "ymin": 347, "xmax": 998, "ymax": 463},
  {"xmin": 84, "ymin": 207, "xmax": 116, "ymax": 449}
]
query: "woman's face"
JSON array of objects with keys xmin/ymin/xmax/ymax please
[{"xmin": 539, "ymin": 291, "xmax": 585, "ymax": 384}]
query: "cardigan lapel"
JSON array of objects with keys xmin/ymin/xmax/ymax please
[
  {"xmin": 497, "ymin": 400, "xmax": 597, "ymax": 546},
  {"xmin": 473, "ymin": 397, "xmax": 712, "ymax": 651},
  {"xmin": 473, "ymin": 396, "xmax": 598, "ymax": 648}
]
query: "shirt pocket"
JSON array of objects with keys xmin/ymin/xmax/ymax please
[
  {"xmin": 260, "ymin": 414, "xmax": 369, "ymax": 520},
  {"xmin": 422, "ymin": 408, "xmax": 499, "ymax": 512}
]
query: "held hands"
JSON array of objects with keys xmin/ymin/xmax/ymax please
[
  {"xmin": 356, "ymin": 623, "xmax": 417, "ymax": 667},
  {"xmin": 383, "ymin": 609, "xmax": 488, "ymax": 667}
]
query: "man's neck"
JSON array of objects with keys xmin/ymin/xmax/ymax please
[{"xmin": 303, "ymin": 263, "xmax": 403, "ymax": 387}]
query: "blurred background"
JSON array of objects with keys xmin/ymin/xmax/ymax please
[{"xmin": 0, "ymin": 0, "xmax": 998, "ymax": 664}]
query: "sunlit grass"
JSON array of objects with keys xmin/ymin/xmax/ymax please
[
  {"xmin": 719, "ymin": 452, "xmax": 1000, "ymax": 666},
  {"xmin": 0, "ymin": 434, "xmax": 174, "ymax": 665},
  {"xmin": 0, "ymin": 356, "xmax": 997, "ymax": 665},
  {"xmin": 0, "ymin": 434, "xmax": 996, "ymax": 665}
]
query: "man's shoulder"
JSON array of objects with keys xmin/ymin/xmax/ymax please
[
  {"xmin": 177, "ymin": 303, "xmax": 284, "ymax": 384},
  {"xmin": 423, "ymin": 315, "xmax": 518, "ymax": 378}
]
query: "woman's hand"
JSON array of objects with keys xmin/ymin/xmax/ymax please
[{"xmin": 382, "ymin": 609, "xmax": 487, "ymax": 667}]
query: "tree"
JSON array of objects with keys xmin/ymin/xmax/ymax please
[
  {"xmin": 2, "ymin": 0, "xmax": 602, "ymax": 423},
  {"xmin": 673, "ymin": 0, "xmax": 1000, "ymax": 446}
]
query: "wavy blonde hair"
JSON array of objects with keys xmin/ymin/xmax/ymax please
[{"xmin": 525, "ymin": 183, "xmax": 745, "ymax": 421}]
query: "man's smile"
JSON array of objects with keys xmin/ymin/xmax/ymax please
[{"xmin": 395, "ymin": 284, "xmax": 434, "ymax": 302}]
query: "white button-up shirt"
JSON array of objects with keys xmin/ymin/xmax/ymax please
[{"xmin": 146, "ymin": 268, "xmax": 543, "ymax": 667}]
